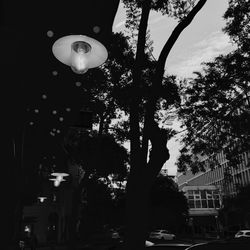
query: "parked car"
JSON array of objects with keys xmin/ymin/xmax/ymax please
[
  {"xmin": 149, "ymin": 230, "xmax": 176, "ymax": 240},
  {"xmin": 235, "ymin": 230, "xmax": 250, "ymax": 238}
]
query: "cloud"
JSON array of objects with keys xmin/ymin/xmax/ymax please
[
  {"xmin": 168, "ymin": 32, "xmax": 235, "ymax": 78},
  {"xmin": 114, "ymin": 20, "xmax": 126, "ymax": 29},
  {"xmin": 149, "ymin": 15, "xmax": 165, "ymax": 25}
]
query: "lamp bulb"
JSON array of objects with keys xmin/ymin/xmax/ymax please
[
  {"xmin": 54, "ymin": 180, "xmax": 60, "ymax": 187},
  {"xmin": 70, "ymin": 41, "xmax": 91, "ymax": 74}
]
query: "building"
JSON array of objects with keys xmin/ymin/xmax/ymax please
[
  {"xmin": 176, "ymin": 150, "xmax": 250, "ymax": 237},
  {"xmin": 22, "ymin": 181, "xmax": 73, "ymax": 245},
  {"xmin": 177, "ymin": 150, "xmax": 250, "ymax": 196}
]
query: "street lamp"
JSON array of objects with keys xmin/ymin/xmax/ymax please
[
  {"xmin": 37, "ymin": 196, "xmax": 47, "ymax": 203},
  {"xmin": 52, "ymin": 35, "xmax": 108, "ymax": 74},
  {"xmin": 49, "ymin": 172, "xmax": 69, "ymax": 187}
]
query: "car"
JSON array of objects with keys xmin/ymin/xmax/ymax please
[
  {"xmin": 147, "ymin": 243, "xmax": 191, "ymax": 249},
  {"xmin": 146, "ymin": 240, "xmax": 155, "ymax": 246},
  {"xmin": 149, "ymin": 230, "xmax": 176, "ymax": 240},
  {"xmin": 185, "ymin": 237, "xmax": 250, "ymax": 250},
  {"xmin": 235, "ymin": 230, "xmax": 250, "ymax": 238}
]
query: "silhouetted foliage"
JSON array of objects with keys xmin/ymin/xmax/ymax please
[
  {"xmin": 176, "ymin": 0, "xmax": 250, "ymax": 175},
  {"xmin": 64, "ymin": 132, "xmax": 129, "ymax": 180},
  {"xmin": 149, "ymin": 174, "xmax": 188, "ymax": 232},
  {"xmin": 219, "ymin": 184, "xmax": 250, "ymax": 230}
]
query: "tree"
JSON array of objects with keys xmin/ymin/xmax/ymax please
[
  {"xmin": 219, "ymin": 184, "xmax": 250, "ymax": 233},
  {"xmin": 119, "ymin": 1, "xmax": 207, "ymax": 249},
  {"xmin": 223, "ymin": 0, "xmax": 250, "ymax": 55},
  {"xmin": 61, "ymin": 1, "xmax": 207, "ymax": 248},
  {"xmin": 2, "ymin": 1, "xmax": 208, "ymax": 249},
  {"xmin": 176, "ymin": 0, "xmax": 250, "ymax": 176},
  {"xmin": 78, "ymin": 177, "xmax": 115, "ymax": 241},
  {"xmin": 149, "ymin": 174, "xmax": 188, "ymax": 234},
  {"xmin": 63, "ymin": 132, "xmax": 128, "ymax": 249}
]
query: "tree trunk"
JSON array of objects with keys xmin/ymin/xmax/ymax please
[
  {"xmin": 124, "ymin": 171, "xmax": 152, "ymax": 250},
  {"xmin": 67, "ymin": 171, "xmax": 90, "ymax": 250}
]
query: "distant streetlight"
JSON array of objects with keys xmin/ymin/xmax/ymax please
[
  {"xmin": 37, "ymin": 196, "xmax": 47, "ymax": 203},
  {"xmin": 51, "ymin": 172, "xmax": 69, "ymax": 179},
  {"xmin": 52, "ymin": 35, "xmax": 108, "ymax": 74},
  {"xmin": 49, "ymin": 178, "xmax": 64, "ymax": 187},
  {"xmin": 49, "ymin": 172, "xmax": 69, "ymax": 187}
]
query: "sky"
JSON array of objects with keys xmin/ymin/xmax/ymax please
[{"xmin": 112, "ymin": 0, "xmax": 235, "ymax": 176}]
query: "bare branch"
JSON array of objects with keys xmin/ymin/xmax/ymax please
[{"xmin": 155, "ymin": 0, "xmax": 207, "ymax": 81}]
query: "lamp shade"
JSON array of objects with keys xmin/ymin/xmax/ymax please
[
  {"xmin": 52, "ymin": 35, "xmax": 108, "ymax": 74},
  {"xmin": 51, "ymin": 172, "xmax": 69, "ymax": 177}
]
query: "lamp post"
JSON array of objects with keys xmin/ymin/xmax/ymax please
[
  {"xmin": 215, "ymin": 215, "xmax": 220, "ymax": 239},
  {"xmin": 52, "ymin": 35, "xmax": 108, "ymax": 74}
]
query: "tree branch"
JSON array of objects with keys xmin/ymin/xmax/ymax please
[
  {"xmin": 130, "ymin": 0, "xmax": 151, "ymax": 171},
  {"xmin": 141, "ymin": 0, "xmax": 207, "ymax": 167},
  {"xmin": 155, "ymin": 0, "xmax": 207, "ymax": 83}
]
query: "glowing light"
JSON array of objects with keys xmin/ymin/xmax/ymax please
[
  {"xmin": 52, "ymin": 35, "xmax": 108, "ymax": 74},
  {"xmin": 50, "ymin": 132, "xmax": 55, "ymax": 136},
  {"xmin": 93, "ymin": 26, "xmax": 101, "ymax": 33},
  {"xmin": 47, "ymin": 30, "xmax": 54, "ymax": 37},
  {"xmin": 49, "ymin": 178, "xmax": 62, "ymax": 187},
  {"xmin": 52, "ymin": 110, "xmax": 57, "ymax": 115},
  {"xmin": 51, "ymin": 172, "xmax": 69, "ymax": 178},
  {"xmin": 54, "ymin": 179, "xmax": 60, "ymax": 187},
  {"xmin": 49, "ymin": 172, "xmax": 68, "ymax": 187},
  {"xmin": 52, "ymin": 71, "xmax": 58, "ymax": 76},
  {"xmin": 38, "ymin": 196, "xmax": 47, "ymax": 203},
  {"xmin": 75, "ymin": 81, "xmax": 82, "ymax": 87},
  {"xmin": 24, "ymin": 225, "xmax": 31, "ymax": 233},
  {"xmin": 42, "ymin": 94, "xmax": 47, "ymax": 99},
  {"xmin": 59, "ymin": 117, "xmax": 64, "ymax": 122}
]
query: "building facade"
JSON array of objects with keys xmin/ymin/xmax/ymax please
[
  {"xmin": 176, "ymin": 150, "xmax": 250, "ymax": 237},
  {"xmin": 177, "ymin": 150, "xmax": 250, "ymax": 196}
]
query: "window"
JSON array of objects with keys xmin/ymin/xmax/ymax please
[
  {"xmin": 188, "ymin": 200, "xmax": 195, "ymax": 208},
  {"xmin": 214, "ymin": 199, "xmax": 220, "ymax": 208},
  {"xmin": 195, "ymin": 200, "xmax": 201, "ymax": 208},
  {"xmin": 201, "ymin": 190, "xmax": 206, "ymax": 199},
  {"xmin": 208, "ymin": 199, "xmax": 214, "ymax": 208},
  {"xmin": 187, "ymin": 189, "xmax": 221, "ymax": 209},
  {"xmin": 201, "ymin": 199, "xmax": 208, "ymax": 208}
]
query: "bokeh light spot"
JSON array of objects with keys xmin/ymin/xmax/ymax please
[
  {"xmin": 47, "ymin": 30, "xmax": 54, "ymax": 37},
  {"xmin": 93, "ymin": 26, "xmax": 101, "ymax": 33},
  {"xmin": 75, "ymin": 81, "xmax": 82, "ymax": 87}
]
